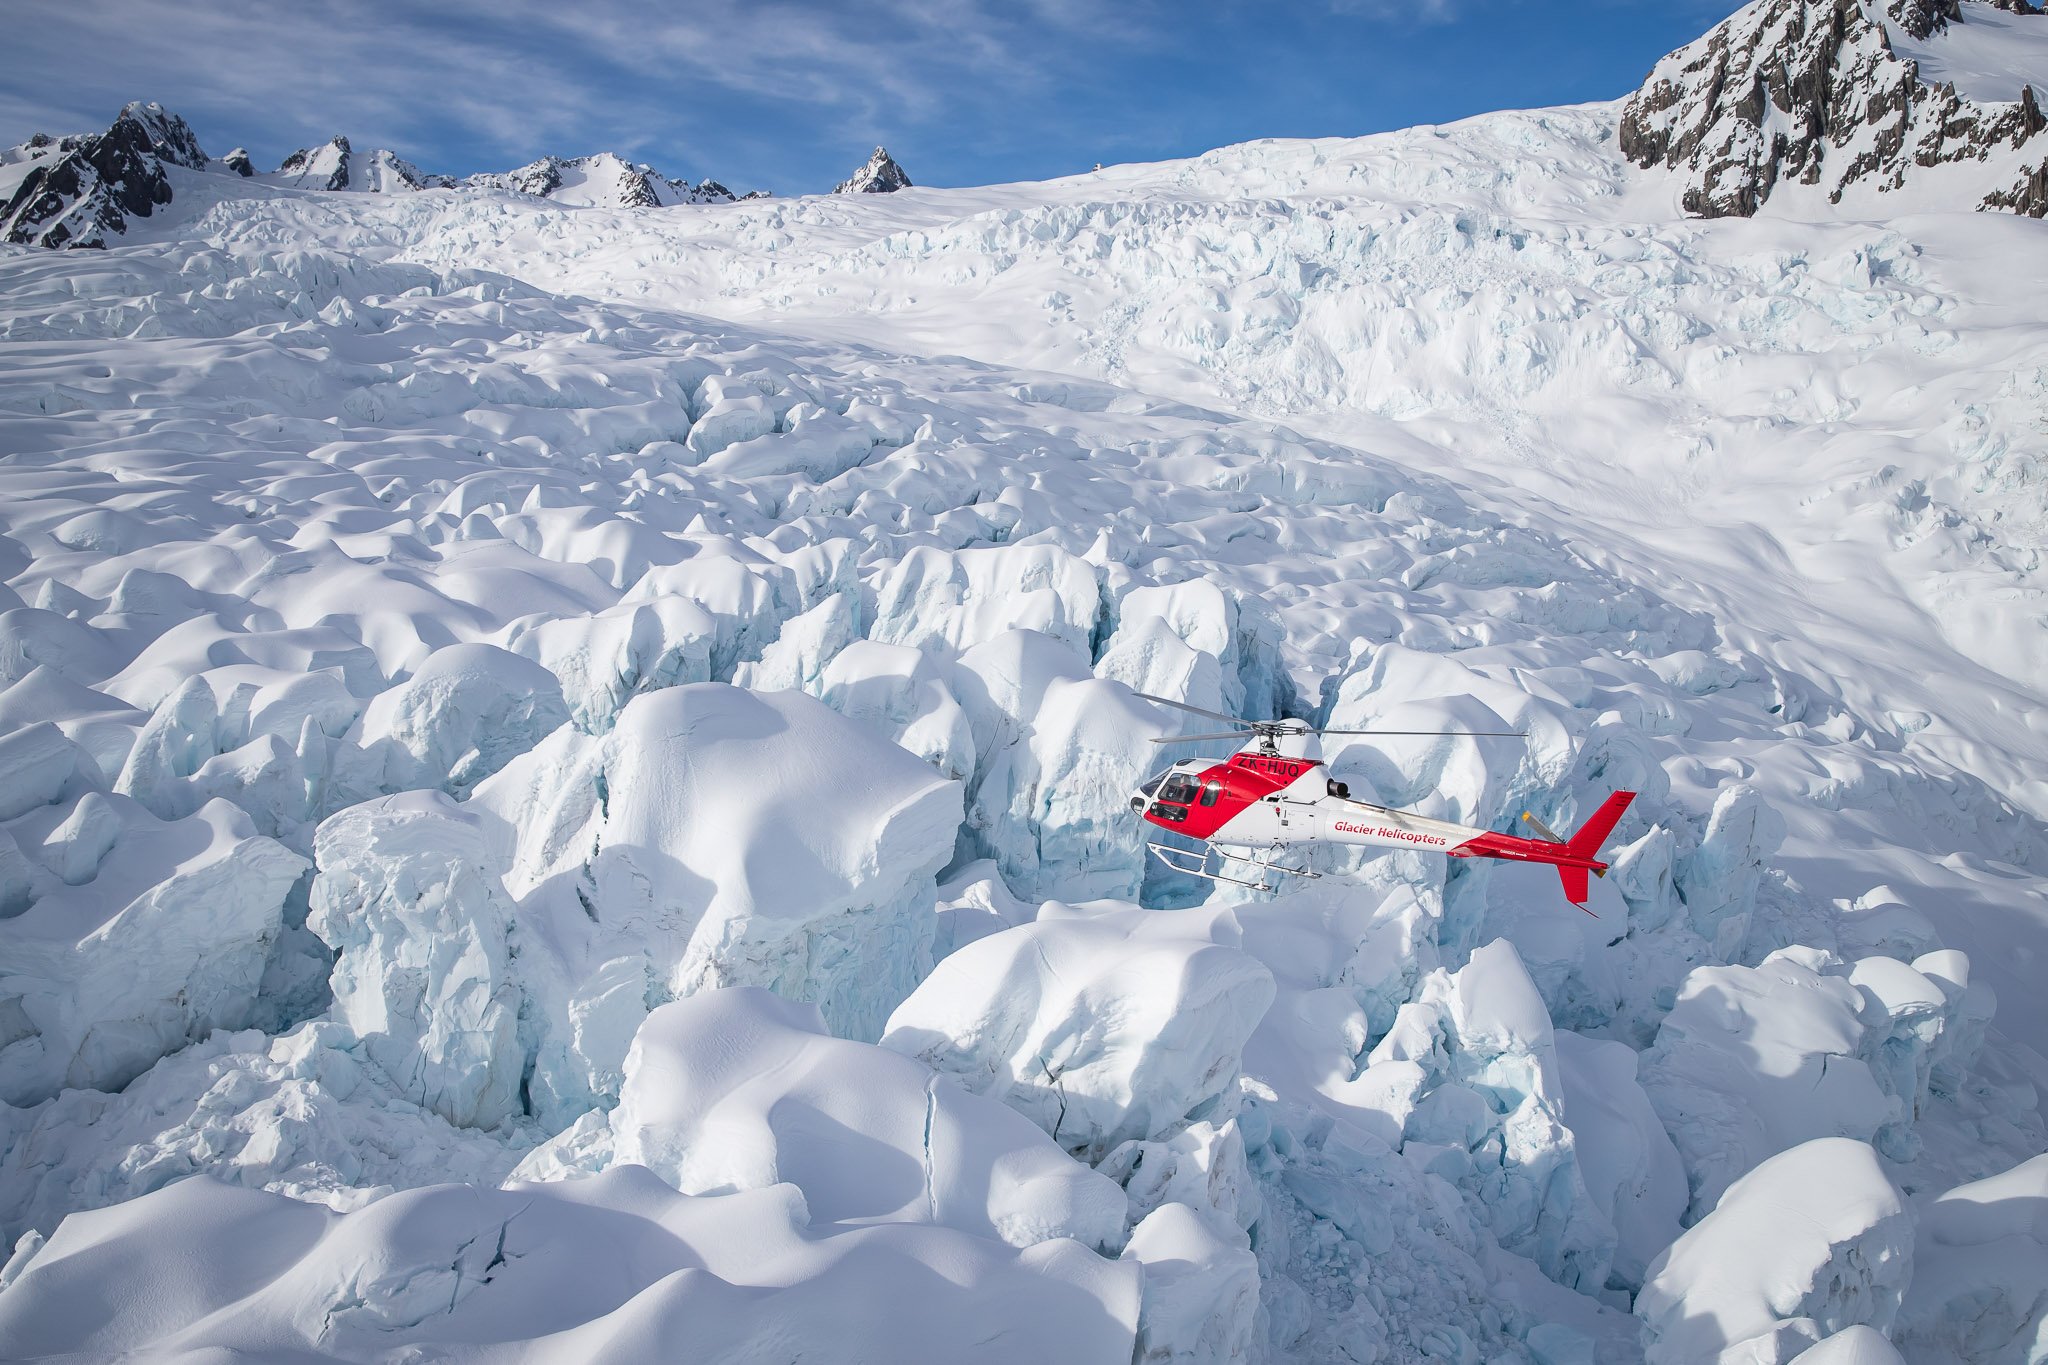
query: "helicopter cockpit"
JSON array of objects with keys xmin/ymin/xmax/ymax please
[{"xmin": 1129, "ymin": 762, "xmax": 1210, "ymax": 824}]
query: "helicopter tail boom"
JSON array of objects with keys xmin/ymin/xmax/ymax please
[{"xmin": 1450, "ymin": 791, "xmax": 1636, "ymax": 910}]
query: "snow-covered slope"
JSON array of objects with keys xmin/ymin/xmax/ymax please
[
  {"xmin": 270, "ymin": 136, "xmax": 446, "ymax": 194},
  {"xmin": 1622, "ymin": 0, "xmax": 2048, "ymax": 217},
  {"xmin": 462, "ymin": 152, "xmax": 737, "ymax": 207},
  {"xmin": 2, "ymin": 7, "xmax": 2046, "ymax": 1362}
]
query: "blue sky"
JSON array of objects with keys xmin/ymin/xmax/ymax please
[{"xmin": 2, "ymin": 1, "xmax": 1749, "ymax": 194}]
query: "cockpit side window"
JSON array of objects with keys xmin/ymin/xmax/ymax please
[
  {"xmin": 1159, "ymin": 774, "xmax": 1200, "ymax": 805},
  {"xmin": 1199, "ymin": 780, "xmax": 1222, "ymax": 807}
]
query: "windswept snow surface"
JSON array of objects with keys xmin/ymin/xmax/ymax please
[{"xmin": 3, "ymin": 60, "xmax": 2048, "ymax": 1365}]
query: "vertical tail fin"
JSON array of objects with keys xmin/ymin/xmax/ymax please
[
  {"xmin": 1567, "ymin": 791, "xmax": 1635, "ymax": 862},
  {"xmin": 1558, "ymin": 864, "xmax": 1590, "ymax": 907}
]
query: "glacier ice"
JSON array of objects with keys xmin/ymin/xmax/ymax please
[
  {"xmin": 1355, "ymin": 939, "xmax": 1620, "ymax": 1294},
  {"xmin": 0, "ymin": 1020, "xmax": 528, "ymax": 1247},
  {"xmin": 1894, "ymin": 1153, "xmax": 2048, "ymax": 1365},
  {"xmin": 0, "ymin": 1167, "xmax": 1142, "ymax": 1363},
  {"xmin": 881, "ymin": 901, "xmax": 1275, "ymax": 1164},
  {"xmin": 1121, "ymin": 1201, "xmax": 1262, "ymax": 1365},
  {"xmin": 0, "ymin": 792, "xmax": 304, "ymax": 1106},
  {"xmin": 1637, "ymin": 947, "xmax": 1960, "ymax": 1219},
  {"xmin": 2, "ymin": 69, "xmax": 2048, "ymax": 1362},
  {"xmin": 529, "ymin": 988, "xmax": 1129, "ymax": 1253},
  {"xmin": 1636, "ymin": 1138, "xmax": 1914, "ymax": 1365},
  {"xmin": 307, "ymin": 792, "xmax": 524, "ymax": 1130}
]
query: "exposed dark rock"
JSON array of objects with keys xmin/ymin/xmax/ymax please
[
  {"xmin": 0, "ymin": 103, "xmax": 195, "ymax": 249},
  {"xmin": 220, "ymin": 148, "xmax": 254, "ymax": 178},
  {"xmin": 1621, "ymin": 0, "xmax": 2048, "ymax": 218},
  {"xmin": 834, "ymin": 147, "xmax": 912, "ymax": 194},
  {"xmin": 118, "ymin": 100, "xmax": 209, "ymax": 170},
  {"xmin": 1887, "ymin": 0, "xmax": 1962, "ymax": 39}
]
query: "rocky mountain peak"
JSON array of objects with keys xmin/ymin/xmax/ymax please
[
  {"xmin": 116, "ymin": 101, "xmax": 210, "ymax": 170},
  {"xmin": 462, "ymin": 152, "xmax": 739, "ymax": 208},
  {"xmin": 1621, "ymin": 0, "xmax": 2048, "ymax": 217},
  {"xmin": 0, "ymin": 101, "xmax": 197, "ymax": 248},
  {"xmin": 272, "ymin": 137, "xmax": 442, "ymax": 193},
  {"xmin": 834, "ymin": 146, "xmax": 911, "ymax": 194}
]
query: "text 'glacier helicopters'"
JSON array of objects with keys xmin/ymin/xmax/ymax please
[{"xmin": 1128, "ymin": 693, "xmax": 1634, "ymax": 912}]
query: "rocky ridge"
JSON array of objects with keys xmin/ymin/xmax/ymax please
[
  {"xmin": 834, "ymin": 145, "xmax": 912, "ymax": 194},
  {"xmin": 1621, "ymin": 0, "xmax": 2048, "ymax": 216},
  {"xmin": 0, "ymin": 101, "xmax": 207, "ymax": 249},
  {"xmin": 274, "ymin": 136, "xmax": 449, "ymax": 193},
  {"xmin": 2, "ymin": 103, "xmax": 763, "ymax": 248},
  {"xmin": 460, "ymin": 152, "xmax": 738, "ymax": 208}
]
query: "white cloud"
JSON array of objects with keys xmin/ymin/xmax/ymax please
[{"xmin": 0, "ymin": 0, "xmax": 1134, "ymax": 181}]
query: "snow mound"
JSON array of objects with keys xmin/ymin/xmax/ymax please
[
  {"xmin": 0, "ymin": 1165, "xmax": 1140, "ymax": 1363},
  {"xmin": 1639, "ymin": 948, "xmax": 1924, "ymax": 1219},
  {"xmin": 353, "ymin": 641, "xmax": 568, "ymax": 797},
  {"xmin": 307, "ymin": 682, "xmax": 963, "ymax": 1130},
  {"xmin": 1637, "ymin": 1138, "xmax": 1913, "ymax": 1365},
  {"xmin": 0, "ymin": 791, "xmax": 304, "ymax": 1105},
  {"xmin": 1896, "ymin": 1153, "xmax": 2048, "ymax": 1364},
  {"xmin": 526, "ymin": 988, "xmax": 1128, "ymax": 1254},
  {"xmin": 1121, "ymin": 1201, "xmax": 1261, "ymax": 1365},
  {"xmin": 871, "ymin": 543, "xmax": 1102, "ymax": 656},
  {"xmin": 1788, "ymin": 1325, "xmax": 1907, "ymax": 1365},
  {"xmin": 508, "ymin": 596, "xmax": 713, "ymax": 732},
  {"xmin": 0, "ymin": 1020, "xmax": 527, "ymax": 1247},
  {"xmin": 810, "ymin": 638, "xmax": 976, "ymax": 781},
  {"xmin": 882, "ymin": 901, "xmax": 1275, "ymax": 1165}
]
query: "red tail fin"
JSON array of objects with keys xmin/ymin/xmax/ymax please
[
  {"xmin": 1567, "ymin": 791, "xmax": 1635, "ymax": 863},
  {"xmin": 1558, "ymin": 864, "xmax": 1590, "ymax": 906}
]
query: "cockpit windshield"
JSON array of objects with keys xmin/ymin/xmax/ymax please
[{"xmin": 1158, "ymin": 773, "xmax": 1201, "ymax": 806}]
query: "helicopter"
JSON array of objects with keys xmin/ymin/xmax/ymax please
[{"xmin": 1128, "ymin": 693, "xmax": 1634, "ymax": 911}]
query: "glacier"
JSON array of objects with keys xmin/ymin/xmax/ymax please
[{"xmin": 3, "ymin": 3, "xmax": 2048, "ymax": 1360}]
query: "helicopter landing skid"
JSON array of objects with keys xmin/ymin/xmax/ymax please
[{"xmin": 1146, "ymin": 841, "xmax": 1322, "ymax": 893}]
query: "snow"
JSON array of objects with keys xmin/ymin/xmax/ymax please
[
  {"xmin": 0, "ymin": 1166, "xmax": 1141, "ymax": 1363},
  {"xmin": 881, "ymin": 901, "xmax": 1275, "ymax": 1163},
  {"xmin": 1886, "ymin": 1, "xmax": 2048, "ymax": 103},
  {"xmin": 1895, "ymin": 1153, "xmax": 2048, "ymax": 1363},
  {"xmin": 1639, "ymin": 949, "xmax": 1906, "ymax": 1220},
  {"xmin": 1636, "ymin": 1138, "xmax": 1914, "ymax": 1365},
  {"xmin": 2, "ymin": 22, "xmax": 2048, "ymax": 1357},
  {"xmin": 0, "ymin": 792, "xmax": 305, "ymax": 1105},
  {"xmin": 528, "ymin": 988, "xmax": 1129, "ymax": 1254}
]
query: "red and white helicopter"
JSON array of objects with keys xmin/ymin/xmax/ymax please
[{"xmin": 1128, "ymin": 693, "xmax": 1634, "ymax": 911}]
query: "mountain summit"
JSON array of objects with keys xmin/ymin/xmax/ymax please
[
  {"xmin": 1621, "ymin": 0, "xmax": 2048, "ymax": 217},
  {"xmin": 834, "ymin": 146, "xmax": 911, "ymax": 194},
  {"xmin": 1, "ymin": 104, "xmax": 761, "ymax": 248},
  {"xmin": 0, "ymin": 101, "xmax": 208, "ymax": 248}
]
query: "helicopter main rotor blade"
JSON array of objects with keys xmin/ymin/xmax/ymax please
[
  {"xmin": 1150, "ymin": 731, "xmax": 1256, "ymax": 745},
  {"xmin": 1131, "ymin": 692, "xmax": 1248, "ymax": 729},
  {"xmin": 1314, "ymin": 728, "xmax": 1528, "ymax": 738}
]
